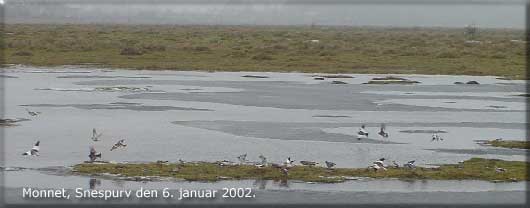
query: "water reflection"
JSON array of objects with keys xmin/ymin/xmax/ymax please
[
  {"xmin": 253, "ymin": 179, "xmax": 267, "ymax": 190},
  {"xmin": 112, "ymin": 179, "xmax": 125, "ymax": 188},
  {"xmin": 89, "ymin": 178, "xmax": 101, "ymax": 189},
  {"xmin": 278, "ymin": 179, "xmax": 289, "ymax": 188}
]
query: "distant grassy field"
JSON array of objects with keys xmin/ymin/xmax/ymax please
[
  {"xmin": 2, "ymin": 24, "xmax": 526, "ymax": 79},
  {"xmin": 73, "ymin": 158, "xmax": 527, "ymax": 183}
]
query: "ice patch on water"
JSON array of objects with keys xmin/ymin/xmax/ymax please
[
  {"xmin": 0, "ymin": 166, "xmax": 26, "ymax": 171},
  {"xmin": 35, "ymin": 87, "xmax": 95, "ymax": 92},
  {"xmin": 34, "ymin": 86, "xmax": 154, "ymax": 93},
  {"xmin": 400, "ymin": 130, "xmax": 448, "ymax": 134},
  {"xmin": 361, "ymin": 91, "xmax": 524, "ymax": 98},
  {"xmin": 376, "ymin": 99, "xmax": 525, "ymax": 111},
  {"xmin": 57, "ymin": 75, "xmax": 151, "ymax": 79},
  {"xmin": 25, "ymin": 70, "xmax": 91, "ymax": 74}
]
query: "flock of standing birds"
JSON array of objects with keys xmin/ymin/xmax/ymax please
[
  {"xmin": 21, "ymin": 108, "xmax": 446, "ymax": 176},
  {"xmin": 225, "ymin": 124, "xmax": 436, "ymax": 176},
  {"xmin": 21, "ymin": 108, "xmax": 128, "ymax": 160},
  {"xmin": 230, "ymin": 153, "xmax": 417, "ymax": 177}
]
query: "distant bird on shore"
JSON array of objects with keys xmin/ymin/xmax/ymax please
[
  {"xmin": 110, "ymin": 139, "xmax": 126, "ymax": 151},
  {"xmin": 391, "ymin": 161, "xmax": 399, "ymax": 168},
  {"xmin": 370, "ymin": 158, "xmax": 387, "ymax": 171},
  {"xmin": 216, "ymin": 160, "xmax": 234, "ymax": 166},
  {"xmin": 91, "ymin": 128, "xmax": 102, "ymax": 141},
  {"xmin": 259, "ymin": 155, "xmax": 267, "ymax": 164},
  {"xmin": 457, "ymin": 160, "xmax": 464, "ymax": 169},
  {"xmin": 22, "ymin": 141, "xmax": 40, "ymax": 156},
  {"xmin": 404, "ymin": 160, "xmax": 416, "ymax": 169},
  {"xmin": 285, "ymin": 157, "xmax": 295, "ymax": 166},
  {"xmin": 378, "ymin": 124, "xmax": 389, "ymax": 138},
  {"xmin": 325, "ymin": 161, "xmax": 336, "ymax": 169},
  {"xmin": 300, "ymin": 161, "xmax": 318, "ymax": 166},
  {"xmin": 495, "ymin": 167, "xmax": 507, "ymax": 173},
  {"xmin": 357, "ymin": 125, "xmax": 369, "ymax": 140},
  {"xmin": 25, "ymin": 108, "xmax": 41, "ymax": 117},
  {"xmin": 255, "ymin": 155, "xmax": 267, "ymax": 167},
  {"xmin": 237, "ymin": 153, "xmax": 247, "ymax": 163},
  {"xmin": 89, "ymin": 146, "xmax": 101, "ymax": 162}
]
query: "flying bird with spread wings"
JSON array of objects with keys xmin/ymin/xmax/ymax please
[
  {"xmin": 91, "ymin": 128, "xmax": 102, "ymax": 141},
  {"xmin": 22, "ymin": 141, "xmax": 40, "ymax": 156},
  {"xmin": 237, "ymin": 153, "xmax": 247, "ymax": 163},
  {"xmin": 110, "ymin": 139, "xmax": 127, "ymax": 151},
  {"xmin": 89, "ymin": 146, "xmax": 102, "ymax": 162}
]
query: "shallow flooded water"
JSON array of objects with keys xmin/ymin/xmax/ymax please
[{"xmin": 1, "ymin": 65, "xmax": 527, "ymax": 205}]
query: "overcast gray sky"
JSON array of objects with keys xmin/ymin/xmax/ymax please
[{"xmin": 4, "ymin": 0, "xmax": 526, "ymax": 28}]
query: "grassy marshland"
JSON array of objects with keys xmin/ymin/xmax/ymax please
[
  {"xmin": 487, "ymin": 140, "xmax": 530, "ymax": 149},
  {"xmin": 3, "ymin": 24, "xmax": 526, "ymax": 79},
  {"xmin": 73, "ymin": 158, "xmax": 527, "ymax": 183}
]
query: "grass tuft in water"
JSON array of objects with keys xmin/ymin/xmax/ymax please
[{"xmin": 486, "ymin": 140, "xmax": 530, "ymax": 149}]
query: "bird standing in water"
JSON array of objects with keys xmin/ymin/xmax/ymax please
[
  {"xmin": 357, "ymin": 125, "xmax": 369, "ymax": 140},
  {"xmin": 378, "ymin": 124, "xmax": 389, "ymax": 138}
]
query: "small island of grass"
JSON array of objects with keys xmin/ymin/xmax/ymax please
[
  {"xmin": 72, "ymin": 158, "xmax": 527, "ymax": 183},
  {"xmin": 363, "ymin": 76, "xmax": 421, "ymax": 84},
  {"xmin": 485, "ymin": 139, "xmax": 530, "ymax": 149}
]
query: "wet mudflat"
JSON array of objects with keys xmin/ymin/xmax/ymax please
[{"xmin": 1, "ymin": 65, "xmax": 527, "ymax": 205}]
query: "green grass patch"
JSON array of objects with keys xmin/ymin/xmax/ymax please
[
  {"xmin": 3, "ymin": 24, "xmax": 526, "ymax": 79},
  {"xmin": 72, "ymin": 158, "xmax": 527, "ymax": 183},
  {"xmin": 487, "ymin": 140, "xmax": 530, "ymax": 149}
]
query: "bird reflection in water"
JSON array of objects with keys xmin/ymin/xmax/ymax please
[
  {"xmin": 112, "ymin": 179, "xmax": 125, "ymax": 188},
  {"xmin": 278, "ymin": 178, "xmax": 289, "ymax": 188},
  {"xmin": 89, "ymin": 178, "xmax": 101, "ymax": 189},
  {"xmin": 253, "ymin": 179, "xmax": 267, "ymax": 189}
]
